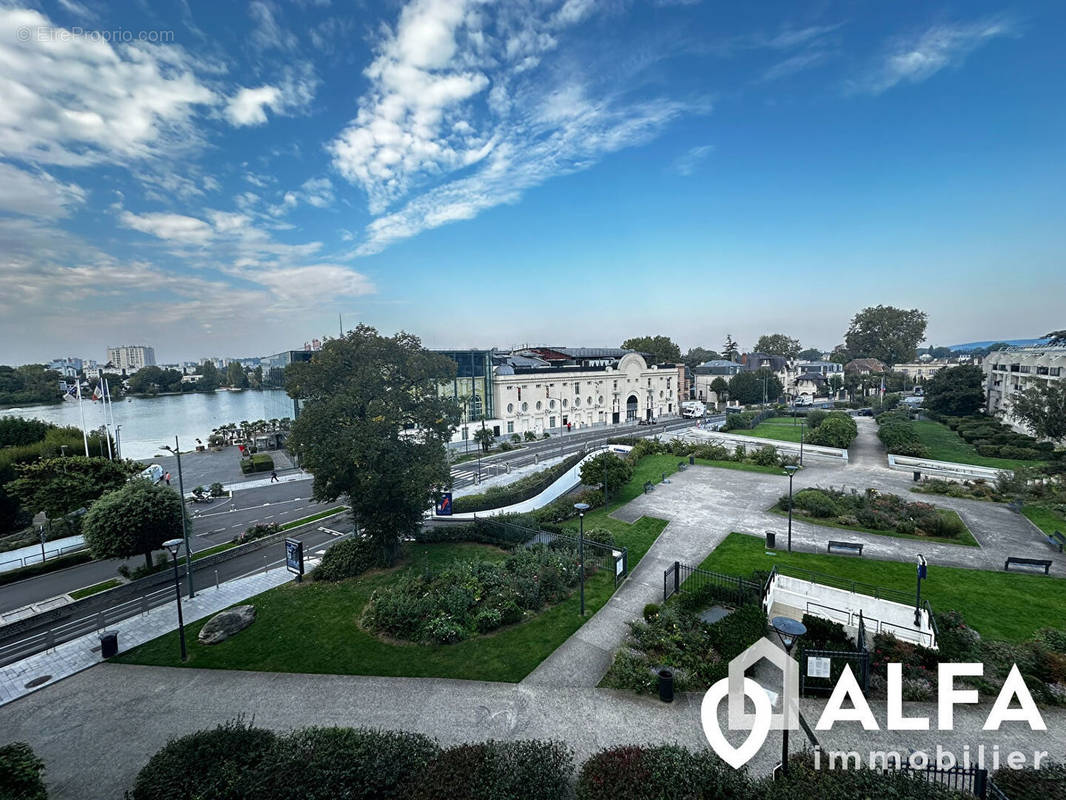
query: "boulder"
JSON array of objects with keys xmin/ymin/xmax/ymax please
[{"xmin": 198, "ymin": 605, "xmax": 256, "ymax": 645}]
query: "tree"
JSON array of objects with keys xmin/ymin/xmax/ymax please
[
  {"xmin": 797, "ymin": 347, "xmax": 823, "ymax": 361},
  {"xmin": 1044, "ymin": 329, "xmax": 1066, "ymax": 347},
  {"xmin": 579, "ymin": 452, "xmax": 633, "ymax": 496},
  {"xmin": 828, "ymin": 374, "xmax": 844, "ymax": 398},
  {"xmin": 250, "ymin": 365, "xmax": 264, "ymax": 389},
  {"xmin": 829, "ymin": 345, "xmax": 850, "ymax": 365},
  {"xmin": 7, "ymin": 456, "xmax": 140, "ymax": 519},
  {"xmin": 754, "ymin": 334, "xmax": 802, "ymax": 357},
  {"xmin": 728, "ymin": 369, "xmax": 782, "ymax": 405},
  {"xmin": 709, "ymin": 377, "xmax": 729, "ymax": 397},
  {"xmin": 0, "ymin": 417, "xmax": 52, "ymax": 447},
  {"xmin": 621, "ymin": 336, "xmax": 682, "ymax": 365},
  {"xmin": 806, "ymin": 413, "xmax": 858, "ymax": 448},
  {"xmin": 844, "ymin": 306, "xmax": 928, "ymax": 365},
  {"xmin": 197, "ymin": 361, "xmax": 220, "ymax": 392},
  {"xmin": 1011, "ymin": 381, "xmax": 1066, "ymax": 442},
  {"xmin": 473, "ymin": 423, "xmax": 495, "ymax": 453},
  {"xmin": 682, "ymin": 347, "xmax": 720, "ymax": 369},
  {"xmin": 923, "ymin": 365, "xmax": 985, "ymax": 416},
  {"xmin": 226, "ymin": 361, "xmax": 249, "ymax": 389},
  {"xmin": 285, "ymin": 325, "xmax": 460, "ymax": 565},
  {"xmin": 722, "ymin": 335, "xmax": 739, "ymax": 362},
  {"xmin": 82, "ymin": 479, "xmax": 183, "ymax": 568}
]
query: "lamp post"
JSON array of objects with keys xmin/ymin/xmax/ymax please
[
  {"xmin": 799, "ymin": 417, "xmax": 805, "ymax": 466},
  {"xmin": 771, "ymin": 616, "xmax": 806, "ymax": 778},
  {"xmin": 163, "ymin": 538, "xmax": 188, "ymax": 662},
  {"xmin": 784, "ymin": 465, "xmax": 799, "ymax": 553},
  {"xmin": 574, "ymin": 502, "xmax": 590, "ymax": 616},
  {"xmin": 161, "ymin": 437, "xmax": 194, "ymax": 598},
  {"xmin": 915, "ymin": 554, "xmax": 928, "ymax": 627}
]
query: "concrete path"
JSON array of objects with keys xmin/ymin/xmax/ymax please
[{"xmin": 2, "ymin": 663, "xmax": 1063, "ymax": 800}]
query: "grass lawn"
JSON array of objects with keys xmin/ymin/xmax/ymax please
[
  {"xmin": 115, "ymin": 542, "xmax": 618, "ymax": 682},
  {"xmin": 699, "ymin": 533, "xmax": 1063, "ymax": 641},
  {"xmin": 281, "ymin": 506, "xmax": 346, "ymax": 530},
  {"xmin": 732, "ymin": 417, "xmax": 806, "ymax": 443},
  {"xmin": 767, "ymin": 507, "xmax": 978, "ymax": 547},
  {"xmin": 1022, "ymin": 505, "xmax": 1066, "ymax": 536},
  {"xmin": 912, "ymin": 420, "xmax": 1045, "ymax": 470},
  {"xmin": 69, "ymin": 577, "xmax": 122, "ymax": 599}
]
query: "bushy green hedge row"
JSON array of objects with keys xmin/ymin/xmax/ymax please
[
  {"xmin": 804, "ymin": 412, "xmax": 858, "ymax": 448},
  {"xmin": 312, "ymin": 535, "xmax": 385, "ymax": 582},
  {"xmin": 362, "ymin": 545, "xmax": 582, "ymax": 643},
  {"xmin": 239, "ymin": 453, "xmax": 275, "ymax": 474},
  {"xmin": 777, "ymin": 487, "xmax": 967, "ymax": 539},
  {"xmin": 723, "ymin": 408, "xmax": 775, "ymax": 431},
  {"xmin": 876, "ymin": 408, "xmax": 929, "ymax": 457},
  {"xmin": 131, "ymin": 724, "xmax": 980, "ymax": 800},
  {"xmin": 942, "ymin": 414, "xmax": 1053, "ymax": 461},
  {"xmin": 452, "ymin": 452, "xmax": 585, "ymax": 514},
  {"xmin": 0, "ymin": 741, "xmax": 47, "ymax": 800}
]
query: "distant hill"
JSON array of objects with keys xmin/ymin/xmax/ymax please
[{"xmin": 947, "ymin": 338, "xmax": 1049, "ymax": 352}]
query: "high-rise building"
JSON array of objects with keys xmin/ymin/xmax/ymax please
[{"xmin": 105, "ymin": 344, "xmax": 156, "ymax": 373}]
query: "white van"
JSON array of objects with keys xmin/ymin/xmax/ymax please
[{"xmin": 681, "ymin": 401, "xmax": 706, "ymax": 418}]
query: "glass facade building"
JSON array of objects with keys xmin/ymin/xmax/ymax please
[{"xmin": 435, "ymin": 350, "xmax": 495, "ymax": 423}]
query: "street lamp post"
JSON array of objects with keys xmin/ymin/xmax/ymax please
[
  {"xmin": 771, "ymin": 616, "xmax": 807, "ymax": 778},
  {"xmin": 163, "ymin": 538, "xmax": 188, "ymax": 662},
  {"xmin": 784, "ymin": 465, "xmax": 799, "ymax": 553},
  {"xmin": 161, "ymin": 437, "xmax": 194, "ymax": 598},
  {"xmin": 574, "ymin": 502, "xmax": 590, "ymax": 616},
  {"xmin": 799, "ymin": 418, "xmax": 805, "ymax": 466},
  {"xmin": 915, "ymin": 554, "xmax": 928, "ymax": 626}
]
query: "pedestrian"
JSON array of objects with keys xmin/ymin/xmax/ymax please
[
  {"xmin": 270, "ymin": 470, "xmax": 279, "ymax": 483},
  {"xmin": 164, "ymin": 471, "xmax": 171, "ymax": 486}
]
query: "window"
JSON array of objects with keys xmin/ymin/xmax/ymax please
[
  {"xmin": 574, "ymin": 397, "xmax": 581, "ymax": 407},
  {"xmin": 613, "ymin": 380, "xmax": 618, "ymax": 389},
  {"xmin": 521, "ymin": 401, "xmax": 528, "ymax": 412},
  {"xmin": 536, "ymin": 401, "xmax": 542, "ymax": 410},
  {"xmin": 1051, "ymin": 368, "xmax": 1062, "ymax": 377},
  {"xmin": 1020, "ymin": 366, "xmax": 1031, "ymax": 373},
  {"xmin": 507, "ymin": 421, "xmax": 514, "ymax": 433},
  {"xmin": 562, "ymin": 398, "xmax": 568, "ymax": 408},
  {"xmin": 506, "ymin": 402, "xmax": 514, "ymax": 414},
  {"xmin": 549, "ymin": 416, "xmax": 556, "ymax": 428},
  {"xmin": 549, "ymin": 399, "xmax": 556, "ymax": 409},
  {"xmin": 1010, "ymin": 365, "xmax": 1020, "ymax": 372},
  {"xmin": 597, "ymin": 395, "xmax": 603, "ymax": 405},
  {"xmin": 586, "ymin": 396, "xmax": 592, "ymax": 406},
  {"xmin": 574, "ymin": 382, "xmax": 580, "ymax": 393},
  {"xmin": 1037, "ymin": 367, "xmax": 1049, "ymax": 375}
]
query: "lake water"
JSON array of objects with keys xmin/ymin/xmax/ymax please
[{"xmin": 1, "ymin": 390, "xmax": 296, "ymax": 461}]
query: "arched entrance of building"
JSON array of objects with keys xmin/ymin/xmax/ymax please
[{"xmin": 626, "ymin": 394, "xmax": 638, "ymax": 421}]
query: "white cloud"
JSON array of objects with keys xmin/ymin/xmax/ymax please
[
  {"xmin": 0, "ymin": 8, "xmax": 217, "ymax": 167},
  {"xmin": 56, "ymin": 0, "xmax": 95, "ymax": 21},
  {"xmin": 672, "ymin": 144, "xmax": 713, "ymax": 176},
  {"xmin": 299, "ymin": 177, "xmax": 334, "ymax": 208},
  {"xmin": 851, "ymin": 17, "xmax": 1014, "ymax": 95},
  {"xmin": 225, "ymin": 86, "xmax": 282, "ymax": 126},
  {"xmin": 249, "ymin": 0, "xmax": 298, "ymax": 52},
  {"xmin": 761, "ymin": 50, "xmax": 829, "ymax": 82},
  {"xmin": 253, "ymin": 265, "xmax": 375, "ymax": 306},
  {"xmin": 224, "ymin": 62, "xmax": 318, "ymax": 126},
  {"xmin": 0, "ymin": 162, "xmax": 86, "ymax": 218},
  {"xmin": 120, "ymin": 211, "xmax": 215, "ymax": 244}
]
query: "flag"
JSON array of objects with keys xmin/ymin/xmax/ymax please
[
  {"xmin": 92, "ymin": 384, "xmax": 102, "ymax": 401},
  {"xmin": 65, "ymin": 383, "xmax": 78, "ymax": 400}
]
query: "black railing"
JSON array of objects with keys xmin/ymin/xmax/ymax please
[
  {"xmin": 662, "ymin": 561, "xmax": 762, "ymax": 605},
  {"xmin": 881, "ymin": 765, "xmax": 990, "ymax": 798}
]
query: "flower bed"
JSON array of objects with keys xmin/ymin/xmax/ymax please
[{"xmin": 362, "ymin": 545, "xmax": 585, "ymax": 644}]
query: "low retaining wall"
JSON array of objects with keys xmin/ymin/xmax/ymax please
[
  {"xmin": 887, "ymin": 454, "xmax": 1007, "ymax": 481},
  {"xmin": 678, "ymin": 429, "xmax": 849, "ymax": 463}
]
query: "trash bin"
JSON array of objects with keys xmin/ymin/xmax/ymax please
[
  {"xmin": 765, "ymin": 530, "xmax": 776, "ymax": 549},
  {"xmin": 99, "ymin": 631, "xmax": 118, "ymax": 659},
  {"xmin": 913, "ymin": 470, "xmax": 921, "ymax": 482},
  {"xmin": 689, "ymin": 455, "xmax": 695, "ymax": 465},
  {"xmin": 658, "ymin": 669, "xmax": 674, "ymax": 703}
]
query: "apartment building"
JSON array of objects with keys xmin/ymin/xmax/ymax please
[
  {"xmin": 985, "ymin": 344, "xmax": 1066, "ymax": 433},
  {"xmin": 105, "ymin": 344, "xmax": 156, "ymax": 373}
]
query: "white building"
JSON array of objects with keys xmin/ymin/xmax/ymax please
[
  {"xmin": 105, "ymin": 344, "xmax": 156, "ymax": 373},
  {"xmin": 985, "ymin": 344, "xmax": 1066, "ymax": 434}
]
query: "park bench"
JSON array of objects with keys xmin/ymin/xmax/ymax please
[
  {"xmin": 1046, "ymin": 531, "xmax": 1066, "ymax": 553},
  {"xmin": 643, "ymin": 481, "xmax": 655, "ymax": 494},
  {"xmin": 1004, "ymin": 556, "xmax": 1052, "ymax": 575},
  {"xmin": 827, "ymin": 540, "xmax": 864, "ymax": 556}
]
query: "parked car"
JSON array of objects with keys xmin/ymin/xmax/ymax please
[{"xmin": 858, "ymin": 408, "xmax": 874, "ymax": 416}]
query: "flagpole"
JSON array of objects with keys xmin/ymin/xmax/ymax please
[
  {"xmin": 105, "ymin": 379, "xmax": 118, "ymax": 459},
  {"xmin": 102, "ymin": 382, "xmax": 113, "ymax": 460},
  {"xmin": 76, "ymin": 380, "xmax": 89, "ymax": 456}
]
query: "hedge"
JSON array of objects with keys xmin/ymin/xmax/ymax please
[
  {"xmin": 312, "ymin": 535, "xmax": 385, "ymax": 582},
  {"xmin": 0, "ymin": 741, "xmax": 47, "ymax": 800},
  {"xmin": 875, "ymin": 409, "xmax": 928, "ymax": 457},
  {"xmin": 409, "ymin": 740, "xmax": 573, "ymax": 800},
  {"xmin": 240, "ymin": 453, "xmax": 275, "ymax": 474},
  {"xmin": 452, "ymin": 452, "xmax": 585, "ymax": 514},
  {"xmin": 0, "ymin": 549, "xmax": 93, "ymax": 587},
  {"xmin": 577, "ymin": 744, "xmax": 754, "ymax": 800}
]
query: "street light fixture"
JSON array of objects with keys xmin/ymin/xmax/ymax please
[
  {"xmin": 771, "ymin": 616, "xmax": 807, "ymax": 778},
  {"xmin": 574, "ymin": 502, "xmax": 590, "ymax": 616},
  {"xmin": 915, "ymin": 554, "xmax": 928, "ymax": 627},
  {"xmin": 163, "ymin": 538, "xmax": 188, "ymax": 662},
  {"xmin": 161, "ymin": 437, "xmax": 194, "ymax": 598},
  {"xmin": 784, "ymin": 465, "xmax": 799, "ymax": 553}
]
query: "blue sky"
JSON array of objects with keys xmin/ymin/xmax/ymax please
[{"xmin": 0, "ymin": 0, "xmax": 1063, "ymax": 364}]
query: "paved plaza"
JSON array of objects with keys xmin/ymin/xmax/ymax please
[{"xmin": 0, "ymin": 417, "xmax": 1061, "ymax": 798}]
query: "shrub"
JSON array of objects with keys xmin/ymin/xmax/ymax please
[
  {"xmin": 233, "ymin": 521, "xmax": 280, "ymax": 544},
  {"xmin": 0, "ymin": 742, "xmax": 47, "ymax": 800},
  {"xmin": 453, "ymin": 452, "xmax": 585, "ymax": 514},
  {"xmin": 643, "ymin": 602, "xmax": 660, "ymax": 621},
  {"xmin": 130, "ymin": 719, "xmax": 277, "ymax": 800},
  {"xmin": 510, "ymin": 434, "xmax": 521, "ymax": 444},
  {"xmin": 799, "ymin": 614, "xmax": 851, "ymax": 649},
  {"xmin": 248, "ymin": 727, "xmax": 439, "ymax": 800},
  {"xmin": 751, "ymin": 445, "xmax": 779, "ymax": 467},
  {"xmin": 805, "ymin": 409, "xmax": 827, "ymax": 429},
  {"xmin": 577, "ymin": 744, "xmax": 754, "ymax": 800},
  {"xmin": 408, "ymin": 740, "xmax": 572, "ymax": 800},
  {"xmin": 792, "ymin": 488, "xmax": 839, "ymax": 518},
  {"xmin": 806, "ymin": 413, "xmax": 857, "ymax": 448},
  {"xmin": 772, "ymin": 752, "xmax": 969, "ymax": 799},
  {"xmin": 209, "ymin": 481, "xmax": 225, "ymax": 497},
  {"xmin": 991, "ymin": 761, "xmax": 1066, "ymax": 800},
  {"xmin": 240, "ymin": 453, "xmax": 274, "ymax": 474},
  {"xmin": 313, "ymin": 535, "xmax": 384, "ymax": 582},
  {"xmin": 583, "ymin": 527, "xmax": 615, "ymax": 546}
]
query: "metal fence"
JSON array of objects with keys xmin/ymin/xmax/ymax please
[
  {"xmin": 881, "ymin": 764, "xmax": 991, "ymax": 798},
  {"xmin": 478, "ymin": 519, "xmax": 629, "ymax": 586},
  {"xmin": 0, "ymin": 542, "xmax": 88, "ymax": 573},
  {"xmin": 662, "ymin": 561, "xmax": 762, "ymax": 605},
  {"xmin": 0, "ymin": 585, "xmax": 175, "ymax": 668}
]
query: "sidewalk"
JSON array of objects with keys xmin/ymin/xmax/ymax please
[{"xmin": 0, "ymin": 562, "xmax": 301, "ymax": 708}]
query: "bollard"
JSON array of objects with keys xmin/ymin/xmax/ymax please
[
  {"xmin": 215, "ymin": 570, "xmax": 220, "ymax": 590},
  {"xmin": 658, "ymin": 669, "xmax": 674, "ymax": 703},
  {"xmin": 263, "ymin": 554, "xmax": 267, "ymax": 574}
]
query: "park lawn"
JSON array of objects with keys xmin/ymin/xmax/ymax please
[
  {"xmin": 767, "ymin": 507, "xmax": 978, "ymax": 547},
  {"xmin": 69, "ymin": 577, "xmax": 122, "ymax": 599},
  {"xmin": 732, "ymin": 417, "xmax": 806, "ymax": 443},
  {"xmin": 699, "ymin": 533, "xmax": 1063, "ymax": 642},
  {"xmin": 911, "ymin": 420, "xmax": 1044, "ymax": 470},
  {"xmin": 115, "ymin": 542, "xmax": 616, "ymax": 682},
  {"xmin": 1022, "ymin": 505, "xmax": 1066, "ymax": 536}
]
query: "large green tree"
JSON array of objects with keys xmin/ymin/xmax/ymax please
[
  {"xmin": 226, "ymin": 362, "xmax": 249, "ymax": 388},
  {"xmin": 1044, "ymin": 329, "xmax": 1066, "ymax": 346},
  {"xmin": 754, "ymin": 334, "xmax": 802, "ymax": 357},
  {"xmin": 197, "ymin": 361, "xmax": 221, "ymax": 392},
  {"xmin": 843, "ymin": 306, "xmax": 928, "ymax": 365},
  {"xmin": 621, "ymin": 336, "xmax": 682, "ymax": 365},
  {"xmin": 728, "ymin": 369, "xmax": 782, "ymax": 405},
  {"xmin": 82, "ymin": 479, "xmax": 183, "ymax": 568},
  {"xmin": 924, "ymin": 365, "xmax": 985, "ymax": 416},
  {"xmin": 682, "ymin": 347, "xmax": 721, "ymax": 369},
  {"xmin": 1011, "ymin": 381, "xmax": 1066, "ymax": 442},
  {"xmin": 127, "ymin": 366, "xmax": 183, "ymax": 394},
  {"xmin": 285, "ymin": 326, "xmax": 460, "ymax": 565},
  {"xmin": 7, "ymin": 456, "xmax": 140, "ymax": 519},
  {"xmin": 579, "ymin": 452, "xmax": 633, "ymax": 497},
  {"xmin": 722, "ymin": 335, "xmax": 740, "ymax": 362},
  {"xmin": 797, "ymin": 347, "xmax": 823, "ymax": 361}
]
